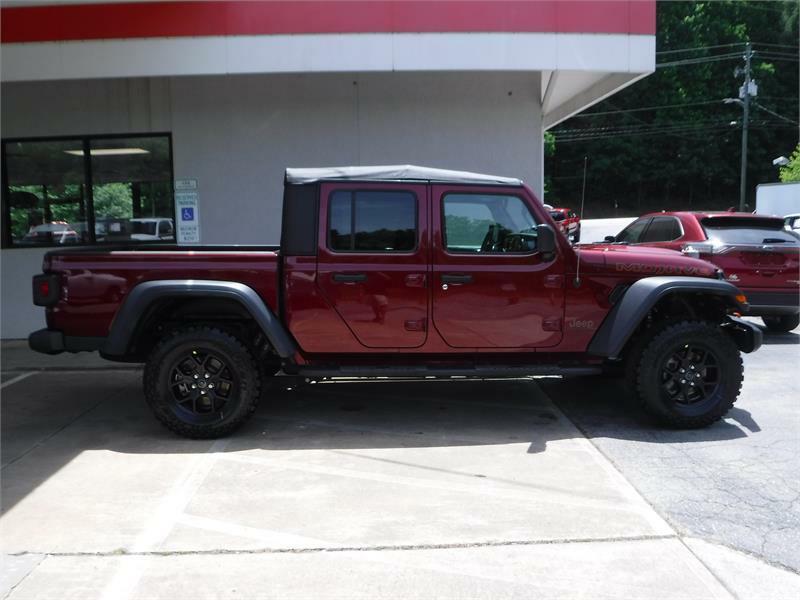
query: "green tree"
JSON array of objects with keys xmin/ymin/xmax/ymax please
[
  {"xmin": 92, "ymin": 183, "xmax": 132, "ymax": 219},
  {"xmin": 779, "ymin": 144, "xmax": 800, "ymax": 182},
  {"xmin": 547, "ymin": 1, "xmax": 799, "ymax": 217}
]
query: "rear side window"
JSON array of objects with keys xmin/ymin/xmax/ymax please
[
  {"xmin": 640, "ymin": 216, "xmax": 682, "ymax": 243},
  {"xmin": 616, "ymin": 218, "xmax": 650, "ymax": 243},
  {"xmin": 328, "ymin": 190, "xmax": 416, "ymax": 252}
]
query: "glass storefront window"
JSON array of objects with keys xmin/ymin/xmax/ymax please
[
  {"xmin": 3, "ymin": 139, "xmax": 89, "ymax": 247},
  {"xmin": 1, "ymin": 134, "xmax": 174, "ymax": 247}
]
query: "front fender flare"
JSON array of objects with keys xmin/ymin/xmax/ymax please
[
  {"xmin": 102, "ymin": 280, "xmax": 298, "ymax": 359},
  {"xmin": 587, "ymin": 276, "xmax": 746, "ymax": 359}
]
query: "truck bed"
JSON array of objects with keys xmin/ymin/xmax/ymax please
[{"xmin": 44, "ymin": 245, "xmax": 281, "ymax": 338}]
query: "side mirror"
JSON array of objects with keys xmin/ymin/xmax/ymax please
[
  {"xmin": 537, "ymin": 223, "xmax": 557, "ymax": 260},
  {"xmin": 603, "ymin": 235, "xmax": 616, "ymax": 243}
]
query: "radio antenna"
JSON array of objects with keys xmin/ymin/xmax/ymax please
[{"xmin": 574, "ymin": 155, "xmax": 588, "ymax": 287}]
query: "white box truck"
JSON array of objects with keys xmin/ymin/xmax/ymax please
[{"xmin": 756, "ymin": 181, "xmax": 800, "ymax": 217}]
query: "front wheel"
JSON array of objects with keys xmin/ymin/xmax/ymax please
[
  {"xmin": 143, "ymin": 326, "xmax": 261, "ymax": 438},
  {"xmin": 571, "ymin": 227, "xmax": 581, "ymax": 243},
  {"xmin": 762, "ymin": 314, "xmax": 800, "ymax": 333},
  {"xmin": 629, "ymin": 320, "xmax": 742, "ymax": 428}
]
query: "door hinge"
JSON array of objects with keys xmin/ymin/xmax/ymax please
[
  {"xmin": 404, "ymin": 319, "xmax": 426, "ymax": 332},
  {"xmin": 542, "ymin": 317, "xmax": 562, "ymax": 332},
  {"xmin": 544, "ymin": 274, "xmax": 564, "ymax": 289},
  {"xmin": 405, "ymin": 273, "xmax": 426, "ymax": 288}
]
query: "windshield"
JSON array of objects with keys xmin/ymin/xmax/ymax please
[{"xmin": 549, "ymin": 210, "xmax": 566, "ymax": 222}]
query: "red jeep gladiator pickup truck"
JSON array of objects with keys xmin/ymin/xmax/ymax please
[{"xmin": 29, "ymin": 166, "xmax": 762, "ymax": 438}]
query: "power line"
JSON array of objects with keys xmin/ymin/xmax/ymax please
[
  {"xmin": 576, "ymin": 99, "xmax": 726, "ymax": 117},
  {"xmin": 755, "ymin": 52, "xmax": 800, "ymax": 62},
  {"xmin": 557, "ymin": 117, "xmax": 735, "ymax": 135},
  {"xmin": 553, "ymin": 121, "xmax": 794, "ymax": 143},
  {"xmin": 755, "ymin": 50, "xmax": 799, "ymax": 57},
  {"xmin": 753, "ymin": 42, "xmax": 800, "ymax": 50},
  {"xmin": 753, "ymin": 102, "xmax": 800, "ymax": 125},
  {"xmin": 656, "ymin": 42, "xmax": 746, "ymax": 55},
  {"xmin": 657, "ymin": 52, "xmax": 744, "ymax": 68}
]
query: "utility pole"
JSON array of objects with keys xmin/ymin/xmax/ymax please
[{"xmin": 738, "ymin": 42, "xmax": 754, "ymax": 212}]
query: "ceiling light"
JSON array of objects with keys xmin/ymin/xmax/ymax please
[{"xmin": 63, "ymin": 148, "xmax": 150, "ymax": 156}]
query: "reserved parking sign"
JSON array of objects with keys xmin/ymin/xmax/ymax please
[{"xmin": 175, "ymin": 181, "xmax": 199, "ymax": 244}]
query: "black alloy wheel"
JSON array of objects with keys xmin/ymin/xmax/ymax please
[
  {"xmin": 144, "ymin": 326, "xmax": 261, "ymax": 438},
  {"xmin": 168, "ymin": 348, "xmax": 238, "ymax": 424},
  {"xmin": 659, "ymin": 344, "xmax": 720, "ymax": 408},
  {"xmin": 629, "ymin": 320, "xmax": 742, "ymax": 428}
]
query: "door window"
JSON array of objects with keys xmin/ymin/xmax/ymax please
[
  {"xmin": 328, "ymin": 190, "xmax": 416, "ymax": 252},
  {"xmin": 443, "ymin": 194, "xmax": 538, "ymax": 253},
  {"xmin": 616, "ymin": 218, "xmax": 650, "ymax": 243},
  {"xmin": 640, "ymin": 217, "xmax": 682, "ymax": 243}
]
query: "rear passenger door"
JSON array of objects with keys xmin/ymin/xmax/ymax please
[{"xmin": 316, "ymin": 183, "xmax": 429, "ymax": 348}]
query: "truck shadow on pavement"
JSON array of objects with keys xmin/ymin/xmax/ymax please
[
  {"xmin": 539, "ymin": 375, "xmax": 760, "ymax": 440},
  {"xmin": 0, "ymin": 370, "xmax": 755, "ymax": 514}
]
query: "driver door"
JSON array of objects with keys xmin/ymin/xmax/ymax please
[{"xmin": 431, "ymin": 185, "xmax": 566, "ymax": 348}]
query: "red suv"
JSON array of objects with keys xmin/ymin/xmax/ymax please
[
  {"xmin": 602, "ymin": 212, "xmax": 800, "ymax": 332},
  {"xmin": 548, "ymin": 207, "xmax": 581, "ymax": 242}
]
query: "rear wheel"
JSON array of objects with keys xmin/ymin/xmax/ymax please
[
  {"xmin": 143, "ymin": 326, "xmax": 260, "ymax": 438},
  {"xmin": 629, "ymin": 320, "xmax": 742, "ymax": 428},
  {"xmin": 762, "ymin": 314, "xmax": 800, "ymax": 333}
]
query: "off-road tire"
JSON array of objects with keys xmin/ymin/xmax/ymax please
[
  {"xmin": 628, "ymin": 320, "xmax": 742, "ymax": 428},
  {"xmin": 143, "ymin": 326, "xmax": 261, "ymax": 438},
  {"xmin": 762, "ymin": 314, "xmax": 800, "ymax": 333}
]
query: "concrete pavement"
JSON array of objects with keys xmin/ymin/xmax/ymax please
[{"xmin": 1, "ymin": 344, "xmax": 799, "ymax": 598}]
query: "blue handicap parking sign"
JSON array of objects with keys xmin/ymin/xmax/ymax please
[{"xmin": 181, "ymin": 207, "xmax": 195, "ymax": 221}]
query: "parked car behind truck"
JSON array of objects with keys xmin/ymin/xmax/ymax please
[
  {"xmin": 603, "ymin": 211, "xmax": 800, "ymax": 332},
  {"xmin": 548, "ymin": 207, "xmax": 581, "ymax": 243},
  {"xmin": 30, "ymin": 166, "xmax": 761, "ymax": 438}
]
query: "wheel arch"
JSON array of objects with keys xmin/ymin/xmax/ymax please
[
  {"xmin": 588, "ymin": 276, "xmax": 746, "ymax": 359},
  {"xmin": 102, "ymin": 280, "xmax": 298, "ymax": 361}
]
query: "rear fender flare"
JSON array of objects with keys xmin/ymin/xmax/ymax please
[
  {"xmin": 102, "ymin": 280, "xmax": 298, "ymax": 359},
  {"xmin": 587, "ymin": 276, "xmax": 745, "ymax": 359}
]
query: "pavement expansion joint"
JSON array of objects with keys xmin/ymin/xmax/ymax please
[{"xmin": 8, "ymin": 533, "xmax": 680, "ymax": 558}]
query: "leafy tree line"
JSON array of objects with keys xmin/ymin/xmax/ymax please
[{"xmin": 545, "ymin": 0, "xmax": 799, "ymax": 217}]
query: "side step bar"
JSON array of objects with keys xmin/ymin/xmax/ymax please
[{"xmin": 289, "ymin": 365, "xmax": 602, "ymax": 378}]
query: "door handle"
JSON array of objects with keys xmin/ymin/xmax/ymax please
[
  {"xmin": 441, "ymin": 274, "xmax": 473, "ymax": 284},
  {"xmin": 333, "ymin": 273, "xmax": 367, "ymax": 283}
]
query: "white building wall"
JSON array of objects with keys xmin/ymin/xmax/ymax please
[{"xmin": 1, "ymin": 71, "xmax": 542, "ymax": 338}]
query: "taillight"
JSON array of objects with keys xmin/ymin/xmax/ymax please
[
  {"xmin": 33, "ymin": 274, "xmax": 60, "ymax": 306},
  {"xmin": 681, "ymin": 242, "xmax": 715, "ymax": 258}
]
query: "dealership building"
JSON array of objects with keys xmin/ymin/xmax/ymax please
[{"xmin": 0, "ymin": 0, "xmax": 655, "ymax": 338}]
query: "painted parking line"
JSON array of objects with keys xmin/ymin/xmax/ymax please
[
  {"xmin": 0, "ymin": 372, "xmax": 35, "ymax": 390},
  {"xmin": 99, "ymin": 439, "xmax": 230, "ymax": 600}
]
